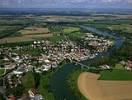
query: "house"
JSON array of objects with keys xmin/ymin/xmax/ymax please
[
  {"xmin": 13, "ymin": 71, "xmax": 23, "ymax": 75},
  {"xmin": 125, "ymin": 60, "xmax": 132, "ymax": 71},
  {"xmin": 13, "ymin": 65, "xmax": 26, "ymax": 75},
  {"xmin": 42, "ymin": 64, "xmax": 51, "ymax": 71},
  {"xmin": 120, "ymin": 60, "xmax": 126, "ymax": 66},
  {"xmin": 28, "ymin": 89, "xmax": 43, "ymax": 100},
  {"xmin": 8, "ymin": 95, "xmax": 16, "ymax": 100},
  {"xmin": 100, "ymin": 65, "xmax": 110, "ymax": 69},
  {"xmin": 34, "ymin": 95, "xmax": 43, "ymax": 100},
  {"xmin": 28, "ymin": 89, "xmax": 36, "ymax": 99}
]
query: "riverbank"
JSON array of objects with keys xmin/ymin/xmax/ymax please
[
  {"xmin": 78, "ymin": 72, "xmax": 132, "ymax": 100},
  {"xmin": 50, "ymin": 25, "xmax": 124, "ymax": 100},
  {"xmin": 68, "ymin": 69, "xmax": 87, "ymax": 100}
]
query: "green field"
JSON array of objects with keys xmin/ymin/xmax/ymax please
[
  {"xmin": 108, "ymin": 24, "xmax": 132, "ymax": 34},
  {"xmin": 99, "ymin": 69, "xmax": 132, "ymax": 80},
  {"xmin": 115, "ymin": 64, "xmax": 124, "ymax": 70},
  {"xmin": 22, "ymin": 72, "xmax": 35, "ymax": 90},
  {"xmin": 68, "ymin": 69, "xmax": 87, "ymax": 100},
  {"xmin": 0, "ymin": 69, "xmax": 5, "ymax": 76},
  {"xmin": 0, "ymin": 18, "xmax": 32, "ymax": 39},
  {"xmin": 63, "ymin": 27, "xmax": 80, "ymax": 33},
  {"xmin": 0, "ymin": 25, "xmax": 23, "ymax": 38},
  {"xmin": 38, "ymin": 71, "xmax": 55, "ymax": 100}
]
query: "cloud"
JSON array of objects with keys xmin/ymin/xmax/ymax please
[{"xmin": 0, "ymin": 0, "xmax": 132, "ymax": 8}]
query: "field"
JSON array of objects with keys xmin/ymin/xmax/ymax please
[
  {"xmin": 99, "ymin": 70, "xmax": 132, "ymax": 80},
  {"xmin": 0, "ymin": 34, "xmax": 52, "ymax": 44},
  {"xmin": 63, "ymin": 27, "xmax": 80, "ymax": 33},
  {"xmin": 19, "ymin": 27, "xmax": 50, "ymax": 35},
  {"xmin": 108, "ymin": 24, "xmax": 132, "ymax": 34},
  {"xmin": 0, "ymin": 25, "xmax": 23, "ymax": 38},
  {"xmin": 21, "ymin": 72, "xmax": 35, "ymax": 90},
  {"xmin": 78, "ymin": 72, "xmax": 132, "ymax": 100},
  {"xmin": 0, "ymin": 16, "xmax": 53, "ymax": 44},
  {"xmin": 0, "ymin": 17, "xmax": 33, "ymax": 39},
  {"xmin": 0, "ymin": 26, "xmax": 52, "ymax": 44}
]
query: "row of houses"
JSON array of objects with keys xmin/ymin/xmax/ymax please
[{"xmin": 0, "ymin": 32, "xmax": 114, "ymax": 74}]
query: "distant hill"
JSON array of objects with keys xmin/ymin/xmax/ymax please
[{"xmin": 0, "ymin": 8, "xmax": 132, "ymax": 15}]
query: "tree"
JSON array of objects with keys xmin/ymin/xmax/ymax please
[{"xmin": 22, "ymin": 72, "xmax": 35, "ymax": 90}]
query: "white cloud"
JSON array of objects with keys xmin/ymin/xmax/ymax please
[{"xmin": 0, "ymin": 0, "xmax": 132, "ymax": 8}]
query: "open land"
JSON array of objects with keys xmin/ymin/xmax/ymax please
[
  {"xmin": 0, "ymin": 34, "xmax": 52, "ymax": 44},
  {"xmin": 78, "ymin": 72, "xmax": 132, "ymax": 100},
  {"xmin": 0, "ymin": 26, "xmax": 52, "ymax": 44},
  {"xmin": 19, "ymin": 27, "xmax": 50, "ymax": 35}
]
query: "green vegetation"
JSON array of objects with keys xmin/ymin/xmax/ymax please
[
  {"xmin": 85, "ymin": 20, "xmax": 132, "ymax": 38},
  {"xmin": 47, "ymin": 24, "xmax": 64, "ymax": 33},
  {"xmin": 6, "ymin": 84, "xmax": 25, "ymax": 97},
  {"xmin": 13, "ymin": 47, "xmax": 43, "ymax": 56},
  {"xmin": 108, "ymin": 24, "xmax": 132, "ymax": 34},
  {"xmin": 5, "ymin": 75, "xmax": 25, "ymax": 97},
  {"xmin": 22, "ymin": 72, "xmax": 35, "ymax": 90},
  {"xmin": 99, "ymin": 69, "xmax": 132, "ymax": 80},
  {"xmin": 68, "ymin": 69, "xmax": 87, "ymax": 100},
  {"xmin": 48, "ymin": 25, "xmax": 84, "ymax": 44},
  {"xmin": 0, "ymin": 18, "xmax": 32, "ymax": 39},
  {"xmin": 0, "ymin": 15, "xmax": 132, "ymax": 99},
  {"xmin": 63, "ymin": 27, "xmax": 80, "ymax": 33},
  {"xmin": 6, "ymin": 70, "xmax": 54, "ymax": 98},
  {"xmin": 0, "ymin": 69, "xmax": 5, "ymax": 76},
  {"xmin": 38, "ymin": 71, "xmax": 55, "ymax": 100},
  {"xmin": 0, "ymin": 59, "xmax": 4, "ymax": 64},
  {"xmin": 0, "ymin": 25, "xmax": 23, "ymax": 38},
  {"xmin": 49, "ymin": 34, "xmax": 64, "ymax": 44},
  {"xmin": 112, "ymin": 41, "xmax": 132, "ymax": 60},
  {"xmin": 0, "ymin": 93, "xmax": 4, "ymax": 100},
  {"xmin": 115, "ymin": 64, "xmax": 124, "ymax": 70},
  {"xmin": 86, "ymin": 20, "xmax": 132, "ymax": 62},
  {"xmin": 0, "ymin": 19, "xmax": 32, "ymax": 26},
  {"xmin": 0, "ymin": 41, "xmax": 33, "ymax": 47},
  {"xmin": 38, "ymin": 62, "xmax": 66, "ymax": 99}
]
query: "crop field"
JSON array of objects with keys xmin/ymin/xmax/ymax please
[
  {"xmin": 0, "ymin": 25, "xmax": 23, "ymax": 38},
  {"xmin": 19, "ymin": 27, "xmax": 50, "ymax": 35},
  {"xmin": 0, "ymin": 34, "xmax": 52, "ymax": 44},
  {"xmin": 63, "ymin": 27, "xmax": 80, "ymax": 33},
  {"xmin": 0, "ymin": 25, "xmax": 52, "ymax": 44},
  {"xmin": 108, "ymin": 24, "xmax": 132, "ymax": 34},
  {"xmin": 78, "ymin": 72, "xmax": 132, "ymax": 100},
  {"xmin": 42, "ymin": 15, "xmax": 132, "ymax": 23},
  {"xmin": 99, "ymin": 69, "xmax": 132, "ymax": 80},
  {"xmin": 0, "ymin": 26, "xmax": 14, "ymax": 31},
  {"xmin": 0, "ymin": 17, "xmax": 33, "ymax": 40}
]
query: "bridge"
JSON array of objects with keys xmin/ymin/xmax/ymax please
[{"xmin": 72, "ymin": 61, "xmax": 112, "ymax": 70}]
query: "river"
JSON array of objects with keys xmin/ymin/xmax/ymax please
[{"xmin": 50, "ymin": 25, "xmax": 124, "ymax": 100}]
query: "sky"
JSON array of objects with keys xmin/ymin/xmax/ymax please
[{"xmin": 0, "ymin": 0, "xmax": 132, "ymax": 8}]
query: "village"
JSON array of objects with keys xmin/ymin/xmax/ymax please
[
  {"xmin": 0, "ymin": 32, "xmax": 114, "ymax": 73},
  {"xmin": 0, "ymin": 31, "xmax": 115, "ymax": 99},
  {"xmin": 0, "ymin": 30, "xmax": 132, "ymax": 99}
]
